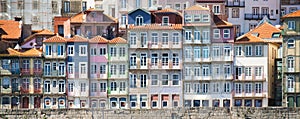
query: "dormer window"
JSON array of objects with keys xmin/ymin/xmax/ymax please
[
  {"xmin": 251, "ymin": 33, "xmax": 259, "ymax": 37},
  {"xmin": 287, "ymin": 38, "xmax": 295, "ymax": 48},
  {"xmin": 272, "ymin": 33, "xmax": 281, "ymax": 38},
  {"xmin": 162, "ymin": 16, "xmax": 169, "ymax": 26},
  {"xmin": 135, "ymin": 15, "xmax": 143, "ymax": 26}
]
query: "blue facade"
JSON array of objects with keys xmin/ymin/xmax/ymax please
[
  {"xmin": 128, "ymin": 8, "xmax": 151, "ymax": 25},
  {"xmin": 66, "ymin": 42, "xmax": 89, "ymax": 63}
]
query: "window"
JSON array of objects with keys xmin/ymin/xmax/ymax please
[
  {"xmin": 34, "ymin": 78, "xmax": 41, "ymax": 91},
  {"xmin": 194, "ymin": 31, "xmax": 201, "ymax": 41},
  {"xmin": 80, "ymin": 83, "xmax": 86, "ymax": 92},
  {"xmin": 22, "ymin": 59, "xmax": 30, "ymax": 70},
  {"xmin": 261, "ymin": 7, "xmax": 269, "ymax": 15},
  {"xmin": 17, "ymin": 0, "xmax": 24, "ymax": 9},
  {"xmin": 44, "ymin": 81, "xmax": 50, "ymax": 92},
  {"xmin": 245, "ymin": 67, "xmax": 252, "ymax": 76},
  {"xmin": 58, "ymin": 63, "xmax": 65, "ymax": 76},
  {"xmin": 130, "ymin": 54, "xmax": 137, "ymax": 66},
  {"xmin": 224, "ymin": 82, "xmax": 230, "ymax": 93},
  {"xmin": 202, "ymin": 83, "xmax": 209, "ymax": 93},
  {"xmin": 162, "ymin": 53, "xmax": 169, "ymax": 66},
  {"xmin": 121, "ymin": 0, "xmax": 126, "ymax": 8},
  {"xmin": 82, "ymin": 1, "xmax": 87, "ymax": 11},
  {"xmin": 249, "ymin": 23, "xmax": 257, "ymax": 30},
  {"xmin": 235, "ymin": 46, "xmax": 242, "ymax": 56},
  {"xmin": 235, "ymin": 83, "xmax": 242, "ymax": 94},
  {"xmin": 151, "ymin": 33, "xmax": 158, "ymax": 45},
  {"xmin": 44, "ymin": 63, "xmax": 51, "ymax": 76},
  {"xmin": 68, "ymin": 82, "xmax": 74, "ymax": 92},
  {"xmin": 185, "ymin": 30, "xmax": 192, "ymax": 41},
  {"xmin": 172, "ymin": 74, "xmax": 179, "ymax": 85},
  {"xmin": 33, "ymin": 0, "xmax": 38, "ymax": 9},
  {"xmin": 245, "ymin": 45, "xmax": 252, "ymax": 56},
  {"xmin": 213, "ymin": 47, "xmax": 220, "ymax": 57},
  {"xmin": 119, "ymin": 65, "xmax": 126, "ymax": 75},
  {"xmin": 130, "ymin": 95, "xmax": 137, "ymax": 108},
  {"xmin": 110, "ymin": 82, "xmax": 117, "ymax": 91},
  {"xmin": 213, "ymin": 5, "xmax": 220, "ymax": 14},
  {"xmin": 119, "ymin": 47, "xmax": 126, "ymax": 57},
  {"xmin": 130, "ymin": 74, "xmax": 137, "ymax": 88},
  {"xmin": 68, "ymin": 63, "xmax": 74, "ymax": 76},
  {"xmin": 100, "ymin": 82, "xmax": 106, "ymax": 92},
  {"xmin": 162, "ymin": 33, "xmax": 169, "ymax": 45},
  {"xmin": 2, "ymin": 77, "xmax": 10, "ymax": 89},
  {"xmin": 287, "ymin": 56, "xmax": 294, "ymax": 71},
  {"xmin": 151, "ymin": 53, "xmax": 158, "ymax": 66},
  {"xmin": 172, "ymin": 53, "xmax": 179, "ymax": 66},
  {"xmin": 58, "ymin": 81, "xmax": 65, "ymax": 93},
  {"xmin": 175, "ymin": 3, "xmax": 180, "ymax": 10},
  {"xmin": 135, "ymin": 16, "xmax": 143, "ymax": 26},
  {"xmin": 64, "ymin": 1, "xmax": 70, "ymax": 13},
  {"xmin": 162, "ymin": 74, "xmax": 169, "ymax": 85},
  {"xmin": 224, "ymin": 46, "xmax": 231, "ymax": 56},
  {"xmin": 194, "ymin": 47, "xmax": 201, "ymax": 59},
  {"xmin": 91, "ymin": 83, "xmax": 97, "ymax": 92},
  {"xmin": 45, "ymin": 45, "xmax": 52, "ymax": 56},
  {"xmin": 202, "ymin": 47, "xmax": 209, "ymax": 58},
  {"xmin": 255, "ymin": 67, "xmax": 262, "ymax": 76},
  {"xmin": 185, "ymin": 15, "xmax": 192, "ymax": 22},
  {"xmin": 57, "ymin": 45, "xmax": 64, "ymax": 56},
  {"xmin": 140, "ymin": 95, "xmax": 147, "ymax": 108},
  {"xmin": 0, "ymin": 1, "xmax": 7, "ymax": 12},
  {"xmin": 79, "ymin": 45, "xmax": 87, "ymax": 56},
  {"xmin": 255, "ymin": 83, "xmax": 262, "ymax": 93},
  {"xmin": 120, "ymin": 82, "xmax": 126, "ymax": 91},
  {"xmin": 140, "ymin": 74, "xmax": 147, "ymax": 88},
  {"xmin": 194, "ymin": 83, "xmax": 200, "ymax": 94},
  {"xmin": 130, "ymin": 33, "xmax": 137, "ymax": 45},
  {"xmin": 91, "ymin": 48, "xmax": 97, "ymax": 56},
  {"xmin": 224, "ymin": 65, "xmax": 231, "ymax": 76},
  {"xmin": 172, "ymin": 33, "xmax": 179, "ymax": 45},
  {"xmin": 287, "ymin": 76, "xmax": 294, "ymax": 92},
  {"xmin": 223, "ymin": 29, "xmax": 230, "ymax": 39},
  {"xmin": 245, "ymin": 83, "xmax": 252, "ymax": 93},
  {"xmin": 232, "ymin": 8, "xmax": 239, "ymax": 18},
  {"xmin": 202, "ymin": 31, "xmax": 209, "ymax": 42},
  {"xmin": 162, "ymin": 16, "xmax": 169, "ymax": 26},
  {"xmin": 110, "ymin": 65, "xmax": 117, "ymax": 75},
  {"xmin": 148, "ymin": 0, "xmax": 152, "ymax": 7},
  {"xmin": 185, "ymin": 83, "xmax": 191, "ymax": 93},
  {"xmin": 100, "ymin": 48, "xmax": 106, "ymax": 55},
  {"xmin": 194, "ymin": 66, "xmax": 201, "ymax": 76},
  {"xmin": 140, "ymin": 53, "xmax": 147, "ymax": 67},
  {"xmin": 68, "ymin": 46, "xmax": 74, "ymax": 56},
  {"xmin": 91, "ymin": 64, "xmax": 97, "ymax": 74},
  {"xmin": 252, "ymin": 7, "xmax": 259, "ymax": 15},
  {"xmin": 80, "ymin": 63, "xmax": 87, "ymax": 76},
  {"xmin": 110, "ymin": 47, "xmax": 117, "ymax": 57},
  {"xmin": 287, "ymin": 39, "xmax": 295, "ymax": 48},
  {"xmin": 151, "ymin": 75, "xmax": 158, "ymax": 85},
  {"xmin": 202, "ymin": 15, "xmax": 209, "ymax": 22},
  {"xmin": 212, "ymin": 83, "xmax": 219, "ymax": 92},
  {"xmin": 100, "ymin": 65, "xmax": 106, "ymax": 74},
  {"xmin": 52, "ymin": 1, "xmax": 58, "ymax": 13},
  {"xmin": 255, "ymin": 45, "xmax": 262, "ymax": 56},
  {"xmin": 194, "ymin": 15, "xmax": 201, "ymax": 22},
  {"xmin": 185, "ymin": 67, "xmax": 192, "ymax": 76},
  {"xmin": 213, "ymin": 29, "xmax": 220, "ymax": 39},
  {"xmin": 141, "ymin": 33, "xmax": 147, "ymax": 47}
]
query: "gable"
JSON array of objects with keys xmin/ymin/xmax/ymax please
[{"xmin": 128, "ymin": 9, "xmax": 151, "ymax": 25}]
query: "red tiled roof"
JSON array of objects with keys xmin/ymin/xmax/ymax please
[
  {"xmin": 185, "ymin": 5, "xmax": 209, "ymax": 11},
  {"xmin": 282, "ymin": 10, "xmax": 300, "ymax": 18},
  {"xmin": 22, "ymin": 48, "xmax": 43, "ymax": 57},
  {"xmin": 70, "ymin": 12, "xmax": 84, "ymax": 23},
  {"xmin": 36, "ymin": 29, "xmax": 55, "ymax": 35},
  {"xmin": 43, "ymin": 35, "xmax": 67, "ymax": 43},
  {"xmin": 109, "ymin": 37, "xmax": 127, "ymax": 44},
  {"xmin": 22, "ymin": 29, "xmax": 55, "ymax": 45},
  {"xmin": 235, "ymin": 34, "xmax": 265, "ymax": 43},
  {"xmin": 129, "ymin": 24, "xmax": 182, "ymax": 30},
  {"xmin": 248, "ymin": 22, "xmax": 281, "ymax": 39},
  {"xmin": 89, "ymin": 36, "xmax": 109, "ymax": 43},
  {"xmin": 67, "ymin": 35, "xmax": 88, "ymax": 42},
  {"xmin": 154, "ymin": 8, "xmax": 182, "ymax": 16},
  {"xmin": 0, "ymin": 20, "xmax": 21, "ymax": 40}
]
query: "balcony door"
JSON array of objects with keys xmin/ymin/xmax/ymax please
[{"xmin": 22, "ymin": 97, "xmax": 29, "ymax": 108}]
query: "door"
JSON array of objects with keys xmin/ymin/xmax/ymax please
[
  {"xmin": 22, "ymin": 97, "xmax": 29, "ymax": 108},
  {"xmin": 34, "ymin": 97, "xmax": 41, "ymax": 108}
]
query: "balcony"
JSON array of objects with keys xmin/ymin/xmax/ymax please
[
  {"xmin": 21, "ymin": 69, "xmax": 30, "ymax": 75},
  {"xmin": 20, "ymin": 87, "xmax": 29, "ymax": 94},
  {"xmin": 225, "ymin": 1, "xmax": 245, "ymax": 7},
  {"xmin": 33, "ymin": 68, "xmax": 43, "ymax": 75},
  {"xmin": 244, "ymin": 14, "xmax": 273, "ymax": 20},
  {"xmin": 34, "ymin": 88, "xmax": 42, "ymax": 93}
]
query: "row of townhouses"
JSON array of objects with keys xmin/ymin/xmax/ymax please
[{"xmin": 0, "ymin": 4, "xmax": 299, "ymax": 109}]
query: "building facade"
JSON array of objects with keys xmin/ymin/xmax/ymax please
[
  {"xmin": 282, "ymin": 10, "xmax": 300, "ymax": 107},
  {"xmin": 42, "ymin": 35, "xmax": 67, "ymax": 109}
]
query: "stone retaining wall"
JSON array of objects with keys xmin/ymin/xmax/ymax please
[{"xmin": 1, "ymin": 107, "xmax": 300, "ymax": 119}]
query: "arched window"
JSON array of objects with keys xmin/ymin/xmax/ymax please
[
  {"xmin": 135, "ymin": 15, "xmax": 143, "ymax": 26},
  {"xmin": 287, "ymin": 38, "xmax": 295, "ymax": 48}
]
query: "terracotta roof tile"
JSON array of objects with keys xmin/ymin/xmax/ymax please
[
  {"xmin": 22, "ymin": 48, "xmax": 42, "ymax": 57},
  {"xmin": 70, "ymin": 12, "xmax": 84, "ymax": 23},
  {"xmin": 85, "ymin": 8, "xmax": 104, "ymax": 12},
  {"xmin": 185, "ymin": 5, "xmax": 209, "ymax": 11},
  {"xmin": 248, "ymin": 22, "xmax": 281, "ymax": 39},
  {"xmin": 109, "ymin": 37, "xmax": 127, "ymax": 44},
  {"xmin": 36, "ymin": 29, "xmax": 55, "ymax": 35},
  {"xmin": 22, "ymin": 29, "xmax": 55, "ymax": 45},
  {"xmin": 236, "ymin": 34, "xmax": 265, "ymax": 43},
  {"xmin": 89, "ymin": 36, "xmax": 109, "ymax": 43},
  {"xmin": 154, "ymin": 8, "xmax": 182, "ymax": 16},
  {"xmin": 67, "ymin": 35, "xmax": 88, "ymax": 42},
  {"xmin": 7, "ymin": 48, "xmax": 22, "ymax": 56},
  {"xmin": 0, "ymin": 20, "xmax": 21, "ymax": 40},
  {"xmin": 43, "ymin": 35, "xmax": 67, "ymax": 43},
  {"xmin": 129, "ymin": 24, "xmax": 182, "ymax": 30},
  {"xmin": 282, "ymin": 10, "xmax": 300, "ymax": 18},
  {"xmin": 213, "ymin": 16, "xmax": 233, "ymax": 27}
]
